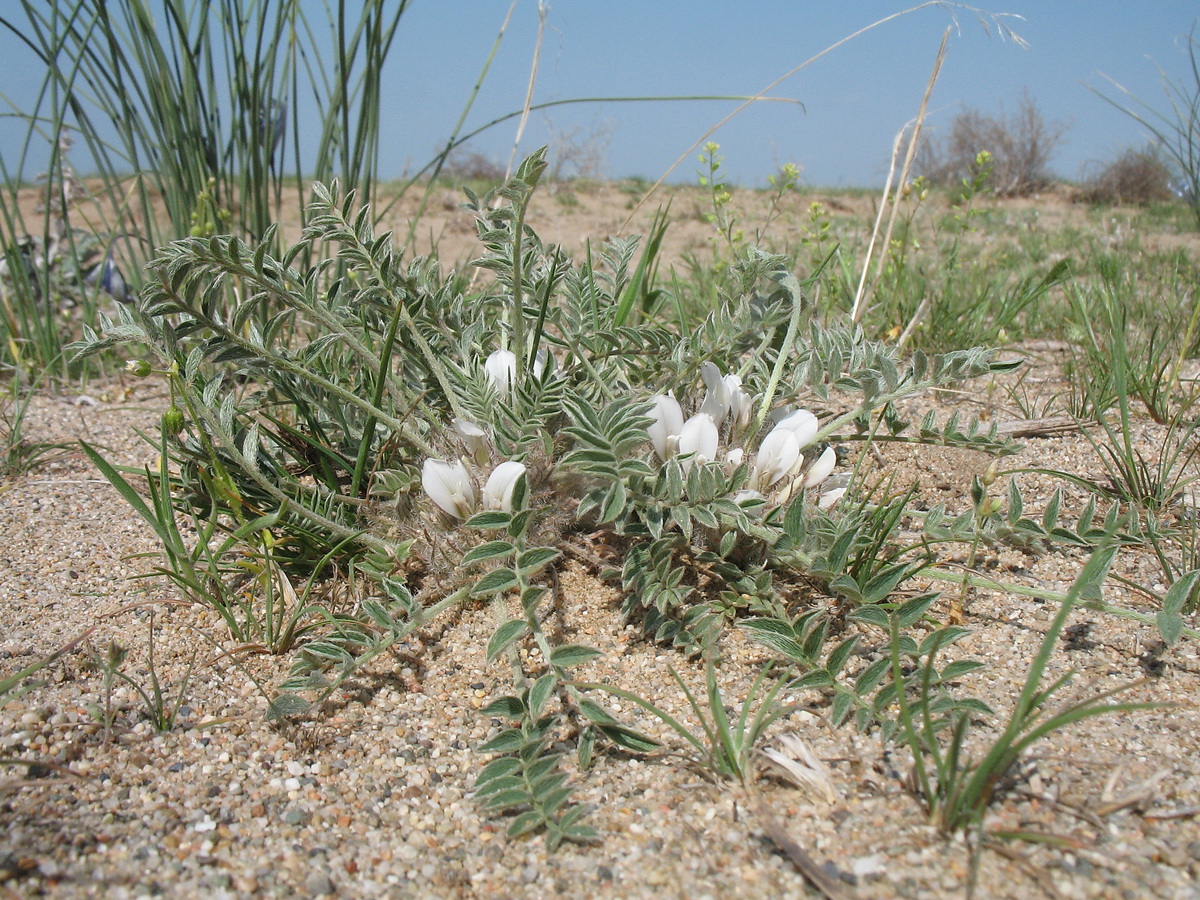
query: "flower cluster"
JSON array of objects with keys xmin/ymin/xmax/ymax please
[
  {"xmin": 420, "ymin": 349, "xmax": 544, "ymax": 520},
  {"xmin": 422, "ymin": 457, "xmax": 526, "ymax": 520},
  {"xmin": 648, "ymin": 364, "xmax": 844, "ymax": 509}
]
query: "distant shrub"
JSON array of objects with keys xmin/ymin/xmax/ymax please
[
  {"xmin": 1091, "ymin": 27, "xmax": 1200, "ymax": 227},
  {"xmin": 918, "ymin": 91, "xmax": 1068, "ymax": 197},
  {"xmin": 439, "ymin": 148, "xmax": 508, "ymax": 184},
  {"xmin": 1080, "ymin": 147, "xmax": 1175, "ymax": 206}
]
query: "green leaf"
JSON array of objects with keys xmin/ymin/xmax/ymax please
[
  {"xmin": 465, "ymin": 510, "xmax": 512, "ymax": 530},
  {"xmin": 507, "ymin": 809, "xmax": 546, "ymax": 838},
  {"xmin": 854, "ymin": 656, "xmax": 891, "ymax": 695},
  {"xmin": 600, "ymin": 482, "xmax": 628, "ymax": 523},
  {"xmin": 520, "ymin": 585, "xmax": 549, "ymax": 613},
  {"xmin": 481, "ymin": 695, "xmax": 526, "ymax": 719},
  {"xmin": 1163, "ymin": 570, "xmax": 1200, "ymax": 617},
  {"xmin": 578, "ymin": 698, "xmax": 617, "ymax": 725},
  {"xmin": 509, "ymin": 509, "xmax": 538, "ymax": 540},
  {"xmin": 790, "ymin": 670, "xmax": 833, "ymax": 690},
  {"xmin": 463, "ymin": 540, "xmax": 516, "ymax": 565},
  {"xmin": 830, "ymin": 690, "xmax": 854, "ymax": 727},
  {"xmin": 577, "ymin": 726, "xmax": 596, "ymax": 770},
  {"xmin": 528, "ymin": 673, "xmax": 558, "ymax": 719},
  {"xmin": 896, "ymin": 592, "xmax": 939, "ymax": 628},
  {"xmin": 939, "ymin": 659, "xmax": 985, "ymax": 681},
  {"xmin": 487, "ymin": 788, "xmax": 533, "ymax": 810},
  {"xmin": 550, "ymin": 644, "xmax": 603, "ymax": 669},
  {"xmin": 1007, "ymin": 478, "xmax": 1023, "ymax": 525},
  {"xmin": 849, "ymin": 606, "xmax": 888, "ymax": 628},
  {"xmin": 516, "ymin": 547, "xmax": 561, "ymax": 577},
  {"xmin": 475, "ymin": 774, "xmax": 524, "ymax": 797},
  {"xmin": 478, "ymin": 728, "xmax": 525, "ymax": 754},
  {"xmin": 535, "ymin": 785, "xmax": 573, "ymax": 813},
  {"xmin": 917, "ymin": 626, "xmax": 972, "ymax": 658},
  {"xmin": 476, "ymin": 756, "xmax": 522, "ymax": 785},
  {"xmin": 826, "ymin": 637, "xmax": 859, "ymax": 677},
  {"xmin": 487, "ymin": 620, "xmax": 528, "ymax": 661},
  {"xmin": 266, "ymin": 693, "xmax": 312, "ymax": 720},
  {"xmin": 691, "ymin": 504, "xmax": 719, "ymax": 530},
  {"xmin": 739, "ymin": 618, "xmax": 808, "ymax": 662},
  {"xmin": 471, "ymin": 567, "xmax": 519, "ymax": 598},
  {"xmin": 597, "ymin": 722, "xmax": 660, "ymax": 753},
  {"xmin": 954, "ymin": 698, "xmax": 995, "ymax": 716}
]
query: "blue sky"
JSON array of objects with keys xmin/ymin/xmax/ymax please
[{"xmin": 2, "ymin": 1, "xmax": 1198, "ymax": 188}]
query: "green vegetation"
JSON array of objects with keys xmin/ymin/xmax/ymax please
[{"xmin": 2, "ymin": 4, "xmax": 1200, "ymax": 890}]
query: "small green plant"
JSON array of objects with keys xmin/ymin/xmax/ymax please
[
  {"xmin": 1, "ymin": 369, "xmax": 72, "ymax": 478},
  {"xmin": 88, "ymin": 614, "xmax": 198, "ymax": 739},
  {"xmin": 756, "ymin": 162, "xmax": 801, "ymax": 244},
  {"xmin": 894, "ymin": 538, "xmax": 1159, "ymax": 850},
  {"xmin": 577, "ymin": 653, "xmax": 800, "ymax": 783},
  {"xmin": 696, "ymin": 141, "xmax": 740, "ymax": 251}
]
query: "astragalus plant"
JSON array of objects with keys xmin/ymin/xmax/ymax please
[{"xmin": 76, "ymin": 150, "xmax": 1023, "ymax": 846}]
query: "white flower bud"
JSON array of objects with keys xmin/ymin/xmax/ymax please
[
  {"xmin": 452, "ymin": 419, "xmax": 489, "ymax": 467},
  {"xmin": 485, "ymin": 349, "xmax": 517, "ymax": 399},
  {"xmin": 725, "ymin": 374, "xmax": 753, "ymax": 431},
  {"xmin": 699, "ymin": 361, "xmax": 731, "ymax": 424}
]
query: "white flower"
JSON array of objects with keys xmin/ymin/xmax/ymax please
[
  {"xmin": 485, "ymin": 349, "xmax": 517, "ymax": 399},
  {"xmin": 753, "ymin": 425, "xmax": 804, "ymax": 489},
  {"xmin": 678, "ymin": 413, "xmax": 719, "ymax": 470},
  {"xmin": 725, "ymin": 374, "xmax": 753, "ymax": 431},
  {"xmin": 531, "ymin": 347, "xmax": 551, "ymax": 380},
  {"xmin": 699, "ymin": 361, "xmax": 731, "ymax": 423},
  {"xmin": 452, "ymin": 418, "xmax": 489, "ymax": 466},
  {"xmin": 699, "ymin": 363, "xmax": 753, "ymax": 431},
  {"xmin": 648, "ymin": 394, "xmax": 684, "ymax": 461},
  {"xmin": 422, "ymin": 458, "xmax": 476, "ymax": 519},
  {"xmin": 485, "ymin": 348, "xmax": 554, "ymax": 400},
  {"xmin": 774, "ymin": 408, "xmax": 819, "ymax": 448},
  {"xmin": 482, "ymin": 460, "xmax": 526, "ymax": 512},
  {"xmin": 725, "ymin": 447, "xmax": 745, "ymax": 469},
  {"xmin": 803, "ymin": 446, "xmax": 837, "ymax": 488}
]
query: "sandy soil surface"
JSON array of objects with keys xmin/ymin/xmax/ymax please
[{"xmin": 3, "ymin": 355, "xmax": 1200, "ymax": 900}]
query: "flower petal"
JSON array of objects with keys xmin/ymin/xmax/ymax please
[
  {"xmin": 422, "ymin": 458, "xmax": 476, "ymax": 519},
  {"xmin": 775, "ymin": 408, "xmax": 819, "ymax": 448},
  {"xmin": 753, "ymin": 426, "xmax": 802, "ymax": 488},
  {"xmin": 725, "ymin": 374, "xmax": 753, "ymax": 431},
  {"xmin": 648, "ymin": 394, "xmax": 684, "ymax": 461},
  {"xmin": 699, "ymin": 361, "xmax": 731, "ymax": 424},
  {"xmin": 482, "ymin": 460, "xmax": 526, "ymax": 512},
  {"xmin": 453, "ymin": 418, "xmax": 490, "ymax": 466},
  {"xmin": 803, "ymin": 446, "xmax": 837, "ymax": 488},
  {"xmin": 678, "ymin": 413, "xmax": 719, "ymax": 469}
]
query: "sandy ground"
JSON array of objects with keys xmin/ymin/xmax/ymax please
[{"xmin": 2, "ymin": 355, "xmax": 1200, "ymax": 899}]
